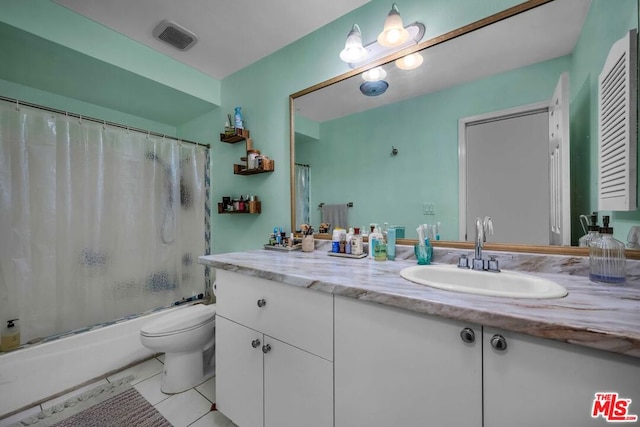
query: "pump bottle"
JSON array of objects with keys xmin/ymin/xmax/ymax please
[{"xmin": 1, "ymin": 319, "xmax": 20, "ymax": 352}]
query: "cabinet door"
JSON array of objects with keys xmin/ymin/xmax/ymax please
[
  {"xmin": 216, "ymin": 316, "xmax": 264, "ymax": 427},
  {"xmin": 264, "ymin": 335, "xmax": 333, "ymax": 427},
  {"xmin": 217, "ymin": 269, "xmax": 333, "ymax": 361},
  {"xmin": 484, "ymin": 327, "xmax": 640, "ymax": 427},
  {"xmin": 335, "ymin": 296, "xmax": 482, "ymax": 427}
]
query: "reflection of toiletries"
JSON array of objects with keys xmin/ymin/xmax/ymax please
[
  {"xmin": 387, "ymin": 227, "xmax": 396, "ymax": 260},
  {"xmin": 589, "ymin": 215, "xmax": 625, "ymax": 284},
  {"xmin": 579, "ymin": 212, "xmax": 599, "ymax": 247},
  {"xmin": 435, "ymin": 222, "xmax": 441, "ymax": 240},
  {"xmin": 234, "ymin": 107, "xmax": 244, "ymax": 129},
  {"xmin": 1, "ymin": 319, "xmax": 20, "ymax": 351},
  {"xmin": 275, "ymin": 227, "xmax": 281, "ymax": 246}
]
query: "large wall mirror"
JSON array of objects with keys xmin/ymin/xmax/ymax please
[{"xmin": 290, "ymin": 0, "xmax": 640, "ymax": 256}]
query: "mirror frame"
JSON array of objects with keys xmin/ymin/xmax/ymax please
[{"xmin": 289, "ymin": 0, "xmax": 640, "ymax": 260}]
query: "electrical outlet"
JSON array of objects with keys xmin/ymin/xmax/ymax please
[{"xmin": 423, "ymin": 203, "xmax": 435, "ymax": 215}]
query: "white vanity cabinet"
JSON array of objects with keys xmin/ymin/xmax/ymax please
[
  {"xmin": 483, "ymin": 327, "xmax": 640, "ymax": 427},
  {"xmin": 215, "ymin": 270, "xmax": 334, "ymax": 427},
  {"xmin": 334, "ymin": 295, "xmax": 483, "ymax": 427}
]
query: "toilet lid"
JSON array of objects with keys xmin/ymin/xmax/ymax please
[{"xmin": 141, "ymin": 304, "xmax": 216, "ymax": 337}]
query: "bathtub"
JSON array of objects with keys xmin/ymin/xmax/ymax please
[{"xmin": 0, "ymin": 306, "xmax": 183, "ymax": 418}]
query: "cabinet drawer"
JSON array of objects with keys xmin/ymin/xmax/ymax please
[{"xmin": 216, "ymin": 269, "xmax": 333, "ymax": 361}]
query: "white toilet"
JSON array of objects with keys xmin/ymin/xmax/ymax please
[{"xmin": 140, "ymin": 303, "xmax": 216, "ymax": 394}]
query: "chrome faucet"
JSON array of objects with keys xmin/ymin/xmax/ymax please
[{"xmin": 458, "ymin": 216, "xmax": 499, "ymax": 272}]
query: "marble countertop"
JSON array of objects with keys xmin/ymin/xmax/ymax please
[{"xmin": 199, "ymin": 247, "xmax": 640, "ymax": 359}]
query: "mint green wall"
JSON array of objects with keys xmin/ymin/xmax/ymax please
[
  {"xmin": 217, "ymin": 0, "xmax": 524, "ymax": 253},
  {"xmin": 295, "ymin": 115, "xmax": 320, "ymax": 141},
  {"xmin": 296, "ymin": 56, "xmax": 570, "ymax": 240},
  {"xmin": 0, "ymin": 0, "xmax": 219, "ymax": 105},
  {"xmin": 569, "ymin": 0, "xmax": 638, "ymax": 244},
  {"xmin": 0, "ymin": 78, "xmax": 177, "ymax": 135}
]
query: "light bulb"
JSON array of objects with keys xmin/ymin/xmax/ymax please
[
  {"xmin": 362, "ymin": 67, "xmax": 388, "ymax": 82},
  {"xmin": 377, "ymin": 3, "xmax": 410, "ymax": 47},
  {"xmin": 395, "ymin": 52, "xmax": 424, "ymax": 70},
  {"xmin": 340, "ymin": 24, "xmax": 367, "ymax": 63}
]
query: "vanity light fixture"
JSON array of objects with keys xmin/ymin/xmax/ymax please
[
  {"xmin": 395, "ymin": 52, "xmax": 424, "ymax": 70},
  {"xmin": 339, "ymin": 24, "xmax": 368, "ymax": 63},
  {"xmin": 378, "ymin": 3, "xmax": 410, "ymax": 47},
  {"xmin": 340, "ymin": 3, "xmax": 424, "ymax": 70},
  {"xmin": 362, "ymin": 67, "xmax": 388, "ymax": 82}
]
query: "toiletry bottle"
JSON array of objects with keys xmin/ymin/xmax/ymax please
[
  {"xmin": 368, "ymin": 227, "xmax": 383, "ymax": 258},
  {"xmin": 1, "ymin": 319, "xmax": 20, "ymax": 352},
  {"xmin": 387, "ymin": 227, "xmax": 396, "ymax": 260},
  {"xmin": 351, "ymin": 228, "xmax": 364, "ymax": 256},
  {"xmin": 332, "ymin": 229, "xmax": 341, "ymax": 253},
  {"xmin": 579, "ymin": 212, "xmax": 600, "ymax": 247},
  {"xmin": 345, "ymin": 228, "xmax": 353, "ymax": 254},
  {"xmin": 374, "ymin": 237, "xmax": 387, "ymax": 261},
  {"xmin": 234, "ymin": 107, "xmax": 244, "ymax": 129},
  {"xmin": 589, "ymin": 215, "xmax": 625, "ymax": 284}
]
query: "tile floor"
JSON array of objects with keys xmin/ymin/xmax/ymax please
[{"xmin": 0, "ymin": 355, "xmax": 236, "ymax": 427}]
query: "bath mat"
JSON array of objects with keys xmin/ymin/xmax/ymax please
[{"xmin": 11, "ymin": 375, "xmax": 172, "ymax": 427}]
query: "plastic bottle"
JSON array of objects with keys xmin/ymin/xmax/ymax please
[
  {"xmin": 234, "ymin": 107, "xmax": 244, "ymax": 129},
  {"xmin": 351, "ymin": 228, "xmax": 364, "ymax": 256},
  {"xmin": 589, "ymin": 215, "xmax": 625, "ymax": 284},
  {"xmin": 368, "ymin": 227, "xmax": 383, "ymax": 259},
  {"xmin": 387, "ymin": 227, "xmax": 396, "ymax": 260},
  {"xmin": 1, "ymin": 319, "xmax": 20, "ymax": 352},
  {"xmin": 579, "ymin": 212, "xmax": 600, "ymax": 247}
]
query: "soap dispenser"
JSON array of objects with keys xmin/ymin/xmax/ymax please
[
  {"xmin": 589, "ymin": 215, "xmax": 625, "ymax": 284},
  {"xmin": 1, "ymin": 319, "xmax": 20, "ymax": 351}
]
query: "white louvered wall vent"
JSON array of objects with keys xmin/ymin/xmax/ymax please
[{"xmin": 598, "ymin": 29, "xmax": 638, "ymax": 211}]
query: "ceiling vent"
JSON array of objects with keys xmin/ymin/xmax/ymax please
[{"xmin": 152, "ymin": 20, "xmax": 198, "ymax": 51}]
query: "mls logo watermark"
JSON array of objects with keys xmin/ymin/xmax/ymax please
[{"xmin": 592, "ymin": 393, "xmax": 638, "ymax": 422}]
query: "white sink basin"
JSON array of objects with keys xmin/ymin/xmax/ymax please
[{"xmin": 400, "ymin": 264, "xmax": 568, "ymax": 299}]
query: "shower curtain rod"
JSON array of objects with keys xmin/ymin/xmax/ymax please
[
  {"xmin": 0, "ymin": 96, "xmax": 210, "ymax": 148},
  {"xmin": 295, "ymin": 162, "xmax": 310, "ymax": 167}
]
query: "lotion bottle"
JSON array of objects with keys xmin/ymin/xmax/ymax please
[
  {"xmin": 368, "ymin": 227, "xmax": 383, "ymax": 259},
  {"xmin": 1, "ymin": 319, "xmax": 20, "ymax": 352}
]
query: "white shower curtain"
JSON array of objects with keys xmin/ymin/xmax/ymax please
[
  {"xmin": 295, "ymin": 164, "xmax": 310, "ymax": 229},
  {"xmin": 0, "ymin": 101, "xmax": 207, "ymax": 343}
]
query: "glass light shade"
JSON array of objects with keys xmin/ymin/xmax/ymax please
[
  {"xmin": 377, "ymin": 3, "xmax": 410, "ymax": 47},
  {"xmin": 340, "ymin": 24, "xmax": 368, "ymax": 63},
  {"xmin": 362, "ymin": 67, "xmax": 388, "ymax": 82},
  {"xmin": 395, "ymin": 52, "xmax": 424, "ymax": 70}
]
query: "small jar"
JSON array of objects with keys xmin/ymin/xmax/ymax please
[
  {"xmin": 302, "ymin": 235, "xmax": 314, "ymax": 252},
  {"xmin": 247, "ymin": 150, "xmax": 261, "ymax": 170}
]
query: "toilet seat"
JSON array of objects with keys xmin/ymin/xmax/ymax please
[{"xmin": 141, "ymin": 304, "xmax": 216, "ymax": 338}]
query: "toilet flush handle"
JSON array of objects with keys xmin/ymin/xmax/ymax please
[{"xmin": 257, "ymin": 299, "xmax": 267, "ymax": 308}]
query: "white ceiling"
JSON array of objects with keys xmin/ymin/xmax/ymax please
[
  {"xmin": 296, "ymin": 0, "xmax": 591, "ymax": 123},
  {"xmin": 52, "ymin": 0, "xmax": 370, "ymax": 80}
]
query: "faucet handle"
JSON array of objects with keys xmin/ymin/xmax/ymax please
[
  {"xmin": 487, "ymin": 255, "xmax": 500, "ymax": 272},
  {"xmin": 457, "ymin": 254, "xmax": 470, "ymax": 269}
]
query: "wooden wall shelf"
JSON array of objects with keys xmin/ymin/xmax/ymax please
[
  {"xmin": 233, "ymin": 164, "xmax": 275, "ymax": 175},
  {"xmin": 220, "ymin": 134, "xmax": 246, "ymax": 144}
]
